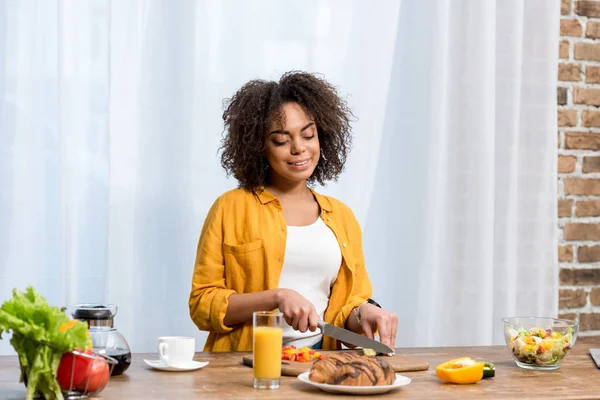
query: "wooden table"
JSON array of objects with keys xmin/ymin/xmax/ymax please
[{"xmin": 1, "ymin": 341, "xmax": 600, "ymax": 399}]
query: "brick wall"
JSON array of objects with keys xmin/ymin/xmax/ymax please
[{"xmin": 559, "ymin": 0, "xmax": 600, "ymax": 336}]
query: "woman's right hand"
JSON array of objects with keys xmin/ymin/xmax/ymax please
[{"xmin": 275, "ymin": 288, "xmax": 319, "ymax": 333}]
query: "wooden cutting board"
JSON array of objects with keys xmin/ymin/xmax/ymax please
[{"xmin": 242, "ymin": 350, "xmax": 429, "ymax": 377}]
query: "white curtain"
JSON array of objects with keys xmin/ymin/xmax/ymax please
[{"xmin": 0, "ymin": 0, "xmax": 559, "ymax": 354}]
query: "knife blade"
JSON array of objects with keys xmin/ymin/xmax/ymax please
[
  {"xmin": 590, "ymin": 348, "xmax": 600, "ymax": 369},
  {"xmin": 318, "ymin": 320, "xmax": 394, "ymax": 355}
]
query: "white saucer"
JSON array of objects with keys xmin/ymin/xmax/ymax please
[
  {"xmin": 143, "ymin": 359, "xmax": 209, "ymax": 372},
  {"xmin": 297, "ymin": 372, "xmax": 411, "ymax": 395}
]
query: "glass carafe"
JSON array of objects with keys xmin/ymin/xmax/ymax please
[{"xmin": 70, "ymin": 304, "xmax": 132, "ymax": 376}]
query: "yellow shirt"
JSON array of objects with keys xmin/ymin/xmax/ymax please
[{"xmin": 188, "ymin": 187, "xmax": 372, "ymax": 352}]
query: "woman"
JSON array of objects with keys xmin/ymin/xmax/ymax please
[{"xmin": 189, "ymin": 71, "xmax": 398, "ymax": 352}]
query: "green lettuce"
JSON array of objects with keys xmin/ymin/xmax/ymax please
[{"xmin": 0, "ymin": 287, "xmax": 90, "ymax": 400}]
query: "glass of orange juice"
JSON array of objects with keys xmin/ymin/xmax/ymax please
[{"xmin": 253, "ymin": 311, "xmax": 283, "ymax": 389}]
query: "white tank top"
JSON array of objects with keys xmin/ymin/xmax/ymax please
[{"xmin": 278, "ymin": 217, "xmax": 342, "ymax": 348}]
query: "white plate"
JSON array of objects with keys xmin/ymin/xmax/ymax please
[
  {"xmin": 297, "ymin": 372, "xmax": 411, "ymax": 395},
  {"xmin": 143, "ymin": 359, "xmax": 209, "ymax": 372}
]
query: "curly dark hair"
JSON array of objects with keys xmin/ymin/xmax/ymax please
[{"xmin": 219, "ymin": 71, "xmax": 354, "ymax": 190}]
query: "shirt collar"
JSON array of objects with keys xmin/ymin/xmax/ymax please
[{"xmin": 253, "ymin": 186, "xmax": 332, "ymax": 212}]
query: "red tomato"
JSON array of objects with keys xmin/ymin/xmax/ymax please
[
  {"xmin": 56, "ymin": 351, "xmax": 92, "ymax": 391},
  {"xmin": 75, "ymin": 358, "xmax": 109, "ymax": 393}
]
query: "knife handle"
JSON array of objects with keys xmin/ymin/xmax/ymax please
[{"xmin": 317, "ymin": 321, "xmax": 326, "ymax": 331}]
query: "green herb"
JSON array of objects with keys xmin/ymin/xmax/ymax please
[{"xmin": 0, "ymin": 287, "xmax": 89, "ymax": 400}]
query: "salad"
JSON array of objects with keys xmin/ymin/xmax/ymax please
[
  {"xmin": 0, "ymin": 287, "xmax": 92, "ymax": 400},
  {"xmin": 281, "ymin": 346, "xmax": 323, "ymax": 362},
  {"xmin": 507, "ymin": 326, "xmax": 574, "ymax": 366}
]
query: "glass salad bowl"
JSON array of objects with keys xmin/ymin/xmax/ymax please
[
  {"xmin": 502, "ymin": 317, "xmax": 579, "ymax": 370},
  {"xmin": 22, "ymin": 349, "xmax": 117, "ymax": 399}
]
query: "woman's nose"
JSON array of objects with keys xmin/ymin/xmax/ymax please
[{"xmin": 290, "ymin": 138, "xmax": 306, "ymax": 154}]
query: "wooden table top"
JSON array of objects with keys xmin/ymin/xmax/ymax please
[{"xmin": 1, "ymin": 341, "xmax": 600, "ymax": 399}]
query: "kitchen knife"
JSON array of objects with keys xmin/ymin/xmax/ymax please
[
  {"xmin": 590, "ymin": 348, "xmax": 600, "ymax": 369},
  {"xmin": 318, "ymin": 320, "xmax": 394, "ymax": 355}
]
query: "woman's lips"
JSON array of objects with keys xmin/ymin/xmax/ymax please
[{"xmin": 287, "ymin": 159, "xmax": 310, "ymax": 170}]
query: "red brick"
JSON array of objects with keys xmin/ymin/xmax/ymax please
[
  {"xmin": 566, "ymin": 132, "xmax": 600, "ymax": 149},
  {"xmin": 563, "ymin": 0, "xmax": 572, "ymax": 15},
  {"xmin": 558, "ymin": 109, "xmax": 577, "ymax": 126},
  {"xmin": 559, "ymin": 245, "xmax": 574, "ymax": 261},
  {"xmin": 591, "ymin": 288, "xmax": 600, "ymax": 306},
  {"xmin": 564, "ymin": 223, "xmax": 600, "ymax": 240},
  {"xmin": 564, "ymin": 178, "xmax": 600, "ymax": 195},
  {"xmin": 576, "ymin": 1, "xmax": 600, "ymax": 17},
  {"xmin": 558, "ymin": 87, "xmax": 568, "ymax": 105},
  {"xmin": 560, "ymin": 268, "xmax": 600, "ymax": 284},
  {"xmin": 574, "ymin": 87, "xmax": 600, "ymax": 105},
  {"xmin": 586, "ymin": 65, "xmax": 600, "ymax": 83},
  {"xmin": 583, "ymin": 156, "xmax": 600, "ymax": 173},
  {"xmin": 580, "ymin": 313, "xmax": 600, "ymax": 330},
  {"xmin": 582, "ymin": 110, "xmax": 600, "ymax": 127},
  {"xmin": 578, "ymin": 245, "xmax": 600, "ymax": 262},
  {"xmin": 559, "ymin": 245, "xmax": 574, "ymax": 262},
  {"xmin": 576, "ymin": 200, "xmax": 600, "ymax": 217},
  {"xmin": 559, "ymin": 200, "xmax": 573, "ymax": 217},
  {"xmin": 559, "ymin": 63, "xmax": 581, "ymax": 81},
  {"xmin": 560, "ymin": 41, "xmax": 569, "ymax": 59},
  {"xmin": 561, "ymin": 19, "xmax": 582, "ymax": 36},
  {"xmin": 575, "ymin": 42, "xmax": 600, "ymax": 61},
  {"xmin": 587, "ymin": 21, "xmax": 600, "ymax": 38},
  {"xmin": 558, "ymin": 313, "xmax": 577, "ymax": 321},
  {"xmin": 559, "ymin": 155, "xmax": 577, "ymax": 173},
  {"xmin": 559, "ymin": 289, "xmax": 587, "ymax": 308}
]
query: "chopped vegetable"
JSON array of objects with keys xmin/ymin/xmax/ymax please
[
  {"xmin": 362, "ymin": 348, "xmax": 377, "ymax": 356},
  {"xmin": 281, "ymin": 345, "xmax": 323, "ymax": 362},
  {"xmin": 0, "ymin": 287, "xmax": 91, "ymax": 400},
  {"xmin": 483, "ymin": 362, "xmax": 495, "ymax": 378},
  {"xmin": 507, "ymin": 326, "xmax": 574, "ymax": 366},
  {"xmin": 436, "ymin": 357, "xmax": 485, "ymax": 384}
]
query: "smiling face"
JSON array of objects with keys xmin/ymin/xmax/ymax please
[{"xmin": 264, "ymin": 102, "xmax": 320, "ymax": 187}]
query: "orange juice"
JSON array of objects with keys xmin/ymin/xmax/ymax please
[{"xmin": 253, "ymin": 326, "xmax": 282, "ymax": 379}]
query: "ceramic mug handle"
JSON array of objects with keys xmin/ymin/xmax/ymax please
[{"xmin": 159, "ymin": 342, "xmax": 169, "ymax": 365}]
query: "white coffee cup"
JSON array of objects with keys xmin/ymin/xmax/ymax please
[{"xmin": 158, "ymin": 336, "xmax": 195, "ymax": 366}]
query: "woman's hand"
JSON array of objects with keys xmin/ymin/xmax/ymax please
[
  {"xmin": 275, "ymin": 288, "xmax": 319, "ymax": 333},
  {"xmin": 357, "ymin": 303, "xmax": 398, "ymax": 349}
]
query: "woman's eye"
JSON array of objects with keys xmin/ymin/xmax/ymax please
[
  {"xmin": 303, "ymin": 134, "xmax": 315, "ymax": 140},
  {"xmin": 273, "ymin": 140, "xmax": 288, "ymax": 146}
]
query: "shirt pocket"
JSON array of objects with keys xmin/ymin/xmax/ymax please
[
  {"xmin": 223, "ymin": 240, "xmax": 264, "ymax": 254},
  {"xmin": 223, "ymin": 239, "xmax": 265, "ymax": 292}
]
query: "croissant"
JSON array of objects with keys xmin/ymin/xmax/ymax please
[{"xmin": 309, "ymin": 352, "xmax": 395, "ymax": 386}]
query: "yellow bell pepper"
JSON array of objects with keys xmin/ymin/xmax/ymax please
[
  {"xmin": 58, "ymin": 319, "xmax": 78, "ymax": 333},
  {"xmin": 436, "ymin": 357, "xmax": 485, "ymax": 384}
]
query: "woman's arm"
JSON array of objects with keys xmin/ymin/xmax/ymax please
[
  {"xmin": 337, "ymin": 205, "xmax": 398, "ymax": 349},
  {"xmin": 223, "ymin": 290, "xmax": 278, "ymax": 326},
  {"xmin": 189, "ymin": 197, "xmax": 237, "ymax": 333},
  {"xmin": 224, "ymin": 288, "xmax": 320, "ymax": 333}
]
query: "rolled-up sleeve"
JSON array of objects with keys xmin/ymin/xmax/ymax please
[
  {"xmin": 189, "ymin": 197, "xmax": 237, "ymax": 333},
  {"xmin": 335, "ymin": 209, "xmax": 373, "ymax": 328}
]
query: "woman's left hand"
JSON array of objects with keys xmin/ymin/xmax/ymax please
[{"xmin": 358, "ymin": 303, "xmax": 398, "ymax": 350}]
